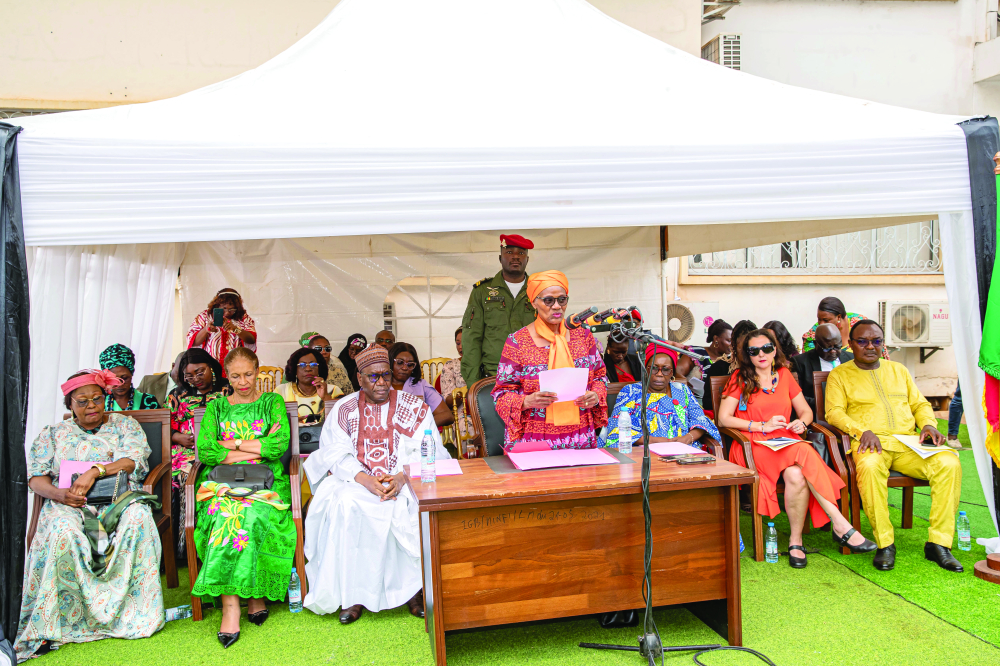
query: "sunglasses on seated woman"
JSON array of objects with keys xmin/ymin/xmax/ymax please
[
  {"xmin": 536, "ymin": 295, "xmax": 569, "ymax": 307},
  {"xmin": 364, "ymin": 371, "xmax": 393, "ymax": 384},
  {"xmin": 747, "ymin": 343, "xmax": 775, "ymax": 357},
  {"xmin": 311, "ymin": 345, "xmax": 333, "ymax": 353}
]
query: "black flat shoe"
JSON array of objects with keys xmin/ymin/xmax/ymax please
[
  {"xmin": 873, "ymin": 544, "xmax": 896, "ymax": 571},
  {"xmin": 248, "ymin": 608, "xmax": 269, "ymax": 626},
  {"xmin": 924, "ymin": 542, "xmax": 964, "ymax": 572},
  {"xmin": 217, "ymin": 632, "xmax": 240, "ymax": 649},
  {"xmin": 788, "ymin": 545, "xmax": 807, "ymax": 569},
  {"xmin": 832, "ymin": 527, "xmax": 878, "ymax": 553},
  {"xmin": 339, "ymin": 604, "xmax": 364, "ymax": 625}
]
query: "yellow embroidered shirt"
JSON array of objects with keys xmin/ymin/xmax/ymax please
[{"xmin": 825, "ymin": 360, "xmax": 937, "ymax": 453}]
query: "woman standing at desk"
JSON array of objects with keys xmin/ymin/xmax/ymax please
[{"xmin": 492, "ymin": 270, "xmax": 608, "ymax": 452}]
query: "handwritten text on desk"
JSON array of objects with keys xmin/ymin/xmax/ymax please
[{"xmin": 461, "ymin": 506, "xmax": 606, "ymax": 530}]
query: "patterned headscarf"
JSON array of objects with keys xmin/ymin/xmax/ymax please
[
  {"xmin": 99, "ymin": 343, "xmax": 135, "ymax": 373},
  {"xmin": 356, "ymin": 343, "xmax": 390, "ymax": 372}
]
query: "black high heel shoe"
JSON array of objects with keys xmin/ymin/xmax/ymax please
[
  {"xmin": 248, "ymin": 608, "xmax": 269, "ymax": 626},
  {"xmin": 832, "ymin": 527, "xmax": 877, "ymax": 553},
  {"xmin": 217, "ymin": 632, "xmax": 240, "ymax": 649}
]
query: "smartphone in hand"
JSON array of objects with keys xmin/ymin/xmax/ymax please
[{"xmin": 212, "ymin": 308, "xmax": 225, "ymax": 327}]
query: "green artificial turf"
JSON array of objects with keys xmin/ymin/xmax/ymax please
[{"xmin": 30, "ymin": 418, "xmax": 1000, "ymax": 665}]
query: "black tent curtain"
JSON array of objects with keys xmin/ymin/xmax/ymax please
[
  {"xmin": 959, "ymin": 116, "xmax": 1000, "ymax": 534},
  {"xmin": 0, "ymin": 122, "xmax": 30, "ymax": 643}
]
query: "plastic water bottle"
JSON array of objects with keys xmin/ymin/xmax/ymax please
[
  {"xmin": 288, "ymin": 568, "xmax": 302, "ymax": 613},
  {"xmin": 765, "ymin": 523, "xmax": 779, "ymax": 563},
  {"xmin": 957, "ymin": 511, "xmax": 971, "ymax": 551},
  {"xmin": 164, "ymin": 605, "xmax": 192, "ymax": 621},
  {"xmin": 421, "ymin": 429, "xmax": 436, "ymax": 483},
  {"xmin": 617, "ymin": 411, "xmax": 633, "ymax": 454}
]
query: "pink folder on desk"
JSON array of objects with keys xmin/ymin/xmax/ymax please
[
  {"xmin": 507, "ymin": 448, "xmax": 616, "ymax": 471},
  {"xmin": 58, "ymin": 460, "xmax": 111, "ymax": 488},
  {"xmin": 509, "ymin": 440, "xmax": 552, "ymax": 453},
  {"xmin": 649, "ymin": 442, "xmax": 706, "ymax": 457},
  {"xmin": 409, "ymin": 459, "xmax": 463, "ymax": 478}
]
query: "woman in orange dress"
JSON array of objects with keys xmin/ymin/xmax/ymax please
[{"xmin": 718, "ymin": 329, "xmax": 875, "ymax": 567}]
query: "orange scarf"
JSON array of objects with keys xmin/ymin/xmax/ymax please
[{"xmin": 527, "ymin": 270, "xmax": 579, "ymax": 426}]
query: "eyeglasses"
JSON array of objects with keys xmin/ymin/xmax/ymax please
[
  {"xmin": 818, "ymin": 346, "xmax": 840, "ymax": 353},
  {"xmin": 73, "ymin": 396, "xmax": 104, "ymax": 407},
  {"xmin": 748, "ymin": 344, "xmax": 776, "ymax": 357},
  {"xmin": 649, "ymin": 366, "xmax": 673, "ymax": 376},
  {"xmin": 183, "ymin": 368, "xmax": 210, "ymax": 382},
  {"xmin": 536, "ymin": 295, "xmax": 569, "ymax": 307},
  {"xmin": 393, "ymin": 359, "xmax": 417, "ymax": 369},
  {"xmin": 297, "ymin": 362, "xmax": 319, "ymax": 369},
  {"xmin": 311, "ymin": 346, "xmax": 333, "ymax": 353},
  {"xmin": 364, "ymin": 371, "xmax": 393, "ymax": 384},
  {"xmin": 852, "ymin": 337, "xmax": 883, "ymax": 348}
]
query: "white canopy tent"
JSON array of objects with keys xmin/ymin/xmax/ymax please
[{"xmin": 11, "ymin": 0, "xmax": 995, "ymax": 542}]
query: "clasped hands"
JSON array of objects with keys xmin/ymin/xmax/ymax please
[
  {"xmin": 356, "ymin": 471, "xmax": 405, "ymax": 502},
  {"xmin": 857, "ymin": 424, "xmax": 942, "ymax": 454},
  {"xmin": 523, "ymin": 390, "xmax": 600, "ymax": 410},
  {"xmin": 757, "ymin": 415, "xmax": 807, "ymax": 435}
]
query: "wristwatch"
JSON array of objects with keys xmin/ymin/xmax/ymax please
[{"xmin": 234, "ymin": 439, "xmax": 243, "ymax": 450}]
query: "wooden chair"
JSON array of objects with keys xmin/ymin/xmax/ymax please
[
  {"xmin": 812, "ymin": 371, "xmax": 926, "ymax": 554},
  {"xmin": 255, "ymin": 366, "xmax": 284, "ymax": 393},
  {"xmin": 709, "ymin": 374, "xmax": 843, "ymax": 561},
  {"xmin": 420, "ymin": 357, "xmax": 450, "ymax": 389},
  {"xmin": 450, "ymin": 386, "xmax": 479, "ymax": 458},
  {"xmin": 185, "ymin": 405, "xmax": 306, "ymax": 621},
  {"xmin": 26, "ymin": 409, "xmax": 178, "ymax": 589}
]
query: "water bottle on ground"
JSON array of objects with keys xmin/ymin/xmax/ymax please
[
  {"xmin": 288, "ymin": 568, "xmax": 302, "ymax": 613},
  {"xmin": 765, "ymin": 522, "xmax": 779, "ymax": 563},
  {"xmin": 421, "ymin": 429, "xmax": 436, "ymax": 483},
  {"xmin": 617, "ymin": 411, "xmax": 633, "ymax": 454},
  {"xmin": 164, "ymin": 605, "xmax": 192, "ymax": 621},
  {"xmin": 957, "ymin": 511, "xmax": 971, "ymax": 551}
]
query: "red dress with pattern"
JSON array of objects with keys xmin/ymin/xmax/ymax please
[
  {"xmin": 492, "ymin": 326, "xmax": 608, "ymax": 452},
  {"xmin": 186, "ymin": 309, "xmax": 257, "ymax": 369}
]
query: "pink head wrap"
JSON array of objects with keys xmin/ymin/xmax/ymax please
[
  {"xmin": 60, "ymin": 369, "xmax": 123, "ymax": 396},
  {"xmin": 644, "ymin": 342, "xmax": 679, "ymax": 368}
]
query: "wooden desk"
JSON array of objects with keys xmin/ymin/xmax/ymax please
[{"xmin": 407, "ymin": 453, "xmax": 756, "ymax": 666}]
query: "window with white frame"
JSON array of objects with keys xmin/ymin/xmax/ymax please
[{"xmin": 687, "ymin": 220, "xmax": 942, "ymax": 276}]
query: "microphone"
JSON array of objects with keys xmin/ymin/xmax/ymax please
[
  {"xmin": 612, "ymin": 323, "xmax": 711, "ymax": 363},
  {"xmin": 565, "ymin": 306, "xmax": 599, "ymax": 329},
  {"xmin": 567, "ymin": 307, "xmax": 642, "ymax": 329}
]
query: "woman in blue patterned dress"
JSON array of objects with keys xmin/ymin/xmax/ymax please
[
  {"xmin": 16, "ymin": 370, "xmax": 164, "ymax": 660},
  {"xmin": 605, "ymin": 343, "xmax": 720, "ymax": 450}
]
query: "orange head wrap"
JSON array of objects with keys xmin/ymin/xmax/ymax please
[{"xmin": 526, "ymin": 270, "xmax": 569, "ymax": 305}]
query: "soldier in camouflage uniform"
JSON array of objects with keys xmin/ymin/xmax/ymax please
[{"xmin": 460, "ymin": 234, "xmax": 537, "ymax": 388}]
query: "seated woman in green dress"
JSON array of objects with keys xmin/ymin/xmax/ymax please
[{"xmin": 192, "ymin": 347, "xmax": 295, "ymax": 648}]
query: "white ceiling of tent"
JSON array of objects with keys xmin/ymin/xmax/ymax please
[{"xmin": 14, "ymin": 0, "xmax": 972, "ymax": 246}]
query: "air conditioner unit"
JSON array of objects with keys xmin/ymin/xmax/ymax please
[
  {"xmin": 383, "ymin": 302, "xmax": 397, "ymax": 336},
  {"xmin": 878, "ymin": 301, "xmax": 951, "ymax": 348},
  {"xmin": 665, "ymin": 302, "xmax": 720, "ymax": 345}
]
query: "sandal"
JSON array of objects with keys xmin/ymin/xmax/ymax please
[
  {"xmin": 832, "ymin": 527, "xmax": 877, "ymax": 554},
  {"xmin": 788, "ymin": 545, "xmax": 808, "ymax": 569}
]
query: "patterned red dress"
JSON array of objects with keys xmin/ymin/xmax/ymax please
[{"xmin": 492, "ymin": 326, "xmax": 608, "ymax": 452}]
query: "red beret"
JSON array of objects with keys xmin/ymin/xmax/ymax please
[{"xmin": 500, "ymin": 234, "xmax": 534, "ymax": 250}]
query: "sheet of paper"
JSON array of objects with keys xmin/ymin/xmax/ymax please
[
  {"xmin": 409, "ymin": 459, "xmax": 463, "ymax": 478},
  {"xmin": 510, "ymin": 440, "xmax": 552, "ymax": 453},
  {"xmin": 756, "ymin": 437, "xmax": 802, "ymax": 451},
  {"xmin": 538, "ymin": 367, "xmax": 589, "ymax": 403},
  {"xmin": 649, "ymin": 442, "xmax": 705, "ymax": 457},
  {"xmin": 892, "ymin": 434, "xmax": 957, "ymax": 459},
  {"xmin": 507, "ymin": 448, "xmax": 616, "ymax": 471},
  {"xmin": 58, "ymin": 460, "xmax": 111, "ymax": 488}
]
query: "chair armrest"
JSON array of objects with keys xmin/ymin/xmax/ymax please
[
  {"xmin": 289, "ymin": 455, "xmax": 303, "ymax": 522},
  {"xmin": 26, "ymin": 491, "xmax": 44, "ymax": 551},
  {"xmin": 815, "ymin": 420, "xmax": 853, "ymax": 477},
  {"xmin": 810, "ymin": 422, "xmax": 849, "ymax": 484},
  {"xmin": 719, "ymin": 426, "xmax": 756, "ymax": 472},
  {"xmin": 184, "ymin": 460, "xmax": 202, "ymax": 532},
  {"xmin": 699, "ymin": 435, "xmax": 724, "ymax": 459},
  {"xmin": 142, "ymin": 462, "xmax": 171, "ymax": 495}
]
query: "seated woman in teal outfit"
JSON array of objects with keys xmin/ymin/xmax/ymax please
[
  {"xmin": 605, "ymin": 343, "xmax": 721, "ymax": 450},
  {"xmin": 192, "ymin": 347, "xmax": 295, "ymax": 649}
]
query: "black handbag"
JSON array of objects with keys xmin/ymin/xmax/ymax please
[
  {"xmin": 208, "ymin": 464, "xmax": 274, "ymax": 495},
  {"xmin": 72, "ymin": 470, "xmax": 129, "ymax": 505}
]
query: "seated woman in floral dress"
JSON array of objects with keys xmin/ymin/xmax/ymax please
[
  {"xmin": 16, "ymin": 370, "xmax": 164, "ymax": 660},
  {"xmin": 191, "ymin": 347, "xmax": 295, "ymax": 648},
  {"xmin": 492, "ymin": 270, "xmax": 608, "ymax": 451},
  {"xmin": 605, "ymin": 342, "xmax": 721, "ymax": 450}
]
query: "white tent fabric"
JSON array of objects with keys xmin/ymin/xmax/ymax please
[
  {"xmin": 25, "ymin": 244, "xmax": 182, "ymax": 455},
  {"xmin": 14, "ymin": 0, "xmax": 971, "ymax": 246}
]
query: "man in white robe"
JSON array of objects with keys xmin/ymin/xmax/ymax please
[{"xmin": 303, "ymin": 343, "xmax": 449, "ymax": 624}]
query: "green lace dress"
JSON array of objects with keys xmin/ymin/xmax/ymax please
[{"xmin": 191, "ymin": 392, "xmax": 295, "ymax": 600}]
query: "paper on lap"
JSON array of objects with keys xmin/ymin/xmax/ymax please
[
  {"xmin": 507, "ymin": 448, "xmax": 616, "ymax": 471},
  {"xmin": 893, "ymin": 434, "xmax": 958, "ymax": 459},
  {"xmin": 755, "ymin": 437, "xmax": 803, "ymax": 451},
  {"xmin": 409, "ymin": 459, "xmax": 463, "ymax": 477},
  {"xmin": 649, "ymin": 442, "xmax": 704, "ymax": 456},
  {"xmin": 58, "ymin": 460, "xmax": 112, "ymax": 488},
  {"xmin": 538, "ymin": 367, "xmax": 589, "ymax": 402}
]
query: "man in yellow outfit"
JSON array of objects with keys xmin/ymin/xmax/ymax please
[{"xmin": 826, "ymin": 320, "xmax": 962, "ymax": 573}]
